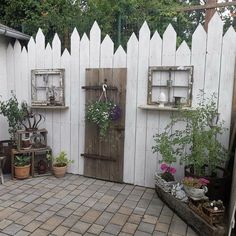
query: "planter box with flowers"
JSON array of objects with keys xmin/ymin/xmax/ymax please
[{"xmin": 155, "ymin": 163, "xmax": 176, "ymax": 192}]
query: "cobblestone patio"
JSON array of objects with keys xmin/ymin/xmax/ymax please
[{"xmin": 0, "ymin": 174, "xmax": 198, "ymax": 236}]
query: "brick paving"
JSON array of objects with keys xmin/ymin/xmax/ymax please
[{"xmin": 0, "ymin": 174, "xmax": 198, "ymax": 236}]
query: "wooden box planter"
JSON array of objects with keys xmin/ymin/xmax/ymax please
[
  {"xmin": 155, "ymin": 184, "xmax": 226, "ymax": 236},
  {"xmin": 202, "ymin": 203, "xmax": 225, "ymax": 225}
]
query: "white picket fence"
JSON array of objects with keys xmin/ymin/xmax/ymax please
[{"xmin": 0, "ymin": 13, "xmax": 236, "ymax": 187}]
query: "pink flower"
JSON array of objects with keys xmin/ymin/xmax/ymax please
[
  {"xmin": 169, "ymin": 167, "xmax": 176, "ymax": 174},
  {"xmin": 199, "ymin": 178, "xmax": 210, "ymax": 185},
  {"xmin": 161, "ymin": 163, "xmax": 168, "ymax": 171}
]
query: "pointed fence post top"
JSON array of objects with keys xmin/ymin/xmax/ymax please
[
  {"xmin": 127, "ymin": 33, "xmax": 138, "ymax": 45},
  {"xmin": 223, "ymin": 26, "xmax": 236, "ymax": 40},
  {"xmin": 62, "ymin": 48, "xmax": 70, "ymax": 57},
  {"xmin": 151, "ymin": 31, "xmax": 162, "ymax": 42},
  {"xmin": 163, "ymin": 24, "xmax": 176, "ymax": 38},
  {"xmin": 177, "ymin": 41, "xmax": 190, "ymax": 54},
  {"xmin": 22, "ymin": 46, "xmax": 27, "ymax": 54},
  {"xmin": 71, "ymin": 28, "xmax": 80, "ymax": 41},
  {"xmin": 209, "ymin": 12, "xmax": 223, "ymax": 28},
  {"xmin": 114, "ymin": 45, "xmax": 126, "ymax": 57},
  {"xmin": 46, "ymin": 43, "xmax": 52, "ymax": 51},
  {"xmin": 192, "ymin": 24, "xmax": 206, "ymax": 39},
  {"xmin": 90, "ymin": 21, "xmax": 101, "ymax": 38},
  {"xmin": 139, "ymin": 21, "xmax": 150, "ymax": 37},
  {"xmin": 14, "ymin": 40, "xmax": 21, "ymax": 51},
  {"xmin": 36, "ymin": 28, "xmax": 45, "ymax": 42},
  {"xmin": 101, "ymin": 34, "xmax": 113, "ymax": 45},
  {"xmin": 81, "ymin": 33, "xmax": 89, "ymax": 43},
  {"xmin": 52, "ymin": 33, "xmax": 61, "ymax": 45}
]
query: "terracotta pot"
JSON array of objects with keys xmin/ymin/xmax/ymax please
[
  {"xmin": 14, "ymin": 164, "xmax": 31, "ymax": 179},
  {"xmin": 53, "ymin": 165, "xmax": 67, "ymax": 178}
]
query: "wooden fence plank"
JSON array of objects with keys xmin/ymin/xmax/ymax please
[
  {"xmin": 218, "ymin": 27, "xmax": 236, "ymax": 148},
  {"xmin": 90, "ymin": 22, "xmax": 101, "ymax": 68},
  {"xmin": 6, "ymin": 44, "xmax": 14, "ymax": 97},
  {"xmin": 113, "ymin": 46, "xmax": 126, "ymax": 68},
  {"xmin": 70, "ymin": 28, "xmax": 80, "ymax": 173},
  {"xmin": 123, "ymin": 33, "xmax": 139, "ymax": 184},
  {"xmin": 52, "ymin": 34, "xmax": 61, "ymax": 157},
  {"xmin": 145, "ymin": 31, "xmax": 162, "ymax": 187},
  {"xmin": 204, "ymin": 13, "xmax": 223, "ymax": 98},
  {"xmin": 175, "ymin": 41, "xmax": 191, "ymax": 181},
  {"xmin": 100, "ymin": 35, "xmax": 114, "ymax": 68},
  {"xmin": 61, "ymin": 49, "xmax": 71, "ymax": 168},
  {"xmin": 159, "ymin": 24, "xmax": 176, "ymax": 180},
  {"xmin": 78, "ymin": 33, "xmax": 89, "ymax": 175},
  {"xmin": 134, "ymin": 21, "xmax": 150, "ymax": 186},
  {"xmin": 44, "ymin": 43, "xmax": 53, "ymax": 148},
  {"xmin": 191, "ymin": 24, "xmax": 207, "ymax": 107},
  {"xmin": 21, "ymin": 47, "xmax": 28, "ymax": 102},
  {"xmin": 14, "ymin": 40, "xmax": 22, "ymax": 101}
]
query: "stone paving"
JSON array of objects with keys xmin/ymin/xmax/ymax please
[{"xmin": 0, "ymin": 174, "xmax": 198, "ymax": 236}]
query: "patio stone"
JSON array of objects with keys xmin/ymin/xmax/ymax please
[
  {"xmin": 80, "ymin": 209, "xmax": 101, "ymax": 223},
  {"xmin": 23, "ymin": 220, "xmax": 42, "ymax": 232},
  {"xmin": 61, "ymin": 214, "xmax": 80, "ymax": 228},
  {"xmin": 40, "ymin": 215, "xmax": 65, "ymax": 231},
  {"xmin": 0, "ymin": 174, "xmax": 198, "ymax": 236},
  {"xmin": 103, "ymin": 223, "xmax": 122, "ymax": 235},
  {"xmin": 30, "ymin": 228, "xmax": 50, "ymax": 236},
  {"xmin": 87, "ymin": 223, "xmax": 104, "ymax": 234},
  {"xmin": 122, "ymin": 222, "xmax": 138, "ymax": 234},
  {"xmin": 71, "ymin": 221, "xmax": 91, "ymax": 234},
  {"xmin": 138, "ymin": 222, "xmax": 155, "ymax": 234},
  {"xmin": 95, "ymin": 211, "xmax": 114, "ymax": 226},
  {"xmin": 155, "ymin": 222, "xmax": 169, "ymax": 233},
  {"xmin": 169, "ymin": 220, "xmax": 187, "ymax": 235},
  {"xmin": 52, "ymin": 225, "xmax": 70, "ymax": 235},
  {"xmin": 110, "ymin": 213, "xmax": 129, "ymax": 226},
  {"xmin": 0, "ymin": 219, "xmax": 13, "ymax": 230},
  {"xmin": 2, "ymin": 223, "xmax": 23, "ymax": 235},
  {"xmin": 15, "ymin": 230, "xmax": 30, "ymax": 236}
]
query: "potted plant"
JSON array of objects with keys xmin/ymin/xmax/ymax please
[
  {"xmin": 86, "ymin": 100, "xmax": 121, "ymax": 137},
  {"xmin": 152, "ymin": 92, "xmax": 229, "ymax": 200},
  {"xmin": 182, "ymin": 176, "xmax": 209, "ymax": 200},
  {"xmin": 14, "ymin": 155, "xmax": 31, "ymax": 179},
  {"xmin": 152, "ymin": 131, "xmax": 178, "ymax": 192},
  {"xmin": 52, "ymin": 151, "xmax": 73, "ymax": 178},
  {"xmin": 0, "ymin": 93, "xmax": 25, "ymax": 141}
]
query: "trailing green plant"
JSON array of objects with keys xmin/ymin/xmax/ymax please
[
  {"xmin": 152, "ymin": 92, "xmax": 228, "ymax": 176},
  {"xmin": 0, "ymin": 93, "xmax": 25, "ymax": 140},
  {"xmin": 53, "ymin": 151, "xmax": 74, "ymax": 167},
  {"xmin": 14, "ymin": 155, "xmax": 31, "ymax": 167},
  {"xmin": 86, "ymin": 100, "xmax": 117, "ymax": 137}
]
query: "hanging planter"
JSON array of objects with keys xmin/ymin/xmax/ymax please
[{"xmin": 86, "ymin": 100, "xmax": 121, "ymax": 137}]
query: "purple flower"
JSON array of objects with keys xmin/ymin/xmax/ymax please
[{"xmin": 110, "ymin": 105, "xmax": 121, "ymax": 121}]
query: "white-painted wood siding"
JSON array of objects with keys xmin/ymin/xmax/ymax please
[{"xmin": 0, "ymin": 13, "xmax": 235, "ymax": 187}]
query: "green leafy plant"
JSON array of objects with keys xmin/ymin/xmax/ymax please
[
  {"xmin": 0, "ymin": 93, "xmax": 25, "ymax": 140},
  {"xmin": 152, "ymin": 92, "xmax": 228, "ymax": 176},
  {"xmin": 14, "ymin": 155, "xmax": 31, "ymax": 167},
  {"xmin": 86, "ymin": 100, "xmax": 115, "ymax": 137},
  {"xmin": 53, "ymin": 151, "xmax": 73, "ymax": 167}
]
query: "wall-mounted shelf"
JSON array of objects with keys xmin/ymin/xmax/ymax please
[
  {"xmin": 31, "ymin": 106, "xmax": 69, "ymax": 110},
  {"xmin": 138, "ymin": 105, "xmax": 194, "ymax": 111}
]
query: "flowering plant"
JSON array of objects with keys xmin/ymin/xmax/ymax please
[
  {"xmin": 86, "ymin": 100, "xmax": 121, "ymax": 137},
  {"xmin": 182, "ymin": 177, "xmax": 209, "ymax": 188},
  {"xmin": 160, "ymin": 163, "xmax": 176, "ymax": 182}
]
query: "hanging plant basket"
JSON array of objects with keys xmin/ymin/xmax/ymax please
[{"xmin": 86, "ymin": 100, "xmax": 121, "ymax": 137}]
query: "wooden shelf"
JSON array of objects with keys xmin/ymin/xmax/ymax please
[
  {"xmin": 31, "ymin": 106, "xmax": 69, "ymax": 109},
  {"xmin": 138, "ymin": 105, "xmax": 194, "ymax": 111}
]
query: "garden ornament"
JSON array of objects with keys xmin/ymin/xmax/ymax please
[{"xmin": 158, "ymin": 92, "xmax": 166, "ymax": 107}]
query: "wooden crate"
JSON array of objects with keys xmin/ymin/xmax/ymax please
[{"xmin": 16, "ymin": 129, "xmax": 47, "ymax": 151}]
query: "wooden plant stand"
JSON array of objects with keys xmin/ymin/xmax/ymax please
[
  {"xmin": 155, "ymin": 184, "xmax": 226, "ymax": 236},
  {"xmin": 11, "ymin": 147, "xmax": 52, "ymax": 179}
]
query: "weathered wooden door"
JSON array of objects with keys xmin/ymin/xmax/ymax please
[{"xmin": 82, "ymin": 68, "xmax": 127, "ymax": 182}]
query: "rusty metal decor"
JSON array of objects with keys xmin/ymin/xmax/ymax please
[
  {"xmin": 31, "ymin": 69, "xmax": 65, "ymax": 107},
  {"xmin": 147, "ymin": 66, "xmax": 194, "ymax": 107}
]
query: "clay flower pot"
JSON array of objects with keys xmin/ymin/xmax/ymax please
[
  {"xmin": 53, "ymin": 165, "xmax": 67, "ymax": 178},
  {"xmin": 14, "ymin": 165, "xmax": 31, "ymax": 179}
]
